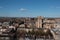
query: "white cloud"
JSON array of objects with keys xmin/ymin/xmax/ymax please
[{"xmin": 20, "ymin": 8, "xmax": 27, "ymax": 11}]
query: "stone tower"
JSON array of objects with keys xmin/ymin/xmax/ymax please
[{"xmin": 36, "ymin": 16, "xmax": 44, "ymax": 28}]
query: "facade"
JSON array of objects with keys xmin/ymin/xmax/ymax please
[
  {"xmin": 0, "ymin": 16, "xmax": 59, "ymax": 29},
  {"xmin": 54, "ymin": 22, "xmax": 60, "ymax": 29},
  {"xmin": 35, "ymin": 16, "xmax": 43, "ymax": 28},
  {"xmin": 0, "ymin": 16, "xmax": 60, "ymax": 40},
  {"xmin": 43, "ymin": 18, "xmax": 56, "ymax": 29}
]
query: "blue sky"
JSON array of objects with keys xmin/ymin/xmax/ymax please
[{"xmin": 0, "ymin": 0, "xmax": 60, "ymax": 17}]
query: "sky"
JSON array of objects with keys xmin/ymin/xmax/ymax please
[{"xmin": 0, "ymin": 0, "xmax": 60, "ymax": 17}]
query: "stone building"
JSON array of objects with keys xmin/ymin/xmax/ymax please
[
  {"xmin": 0, "ymin": 16, "xmax": 60, "ymax": 29},
  {"xmin": 43, "ymin": 18, "xmax": 56, "ymax": 29},
  {"xmin": 54, "ymin": 18, "xmax": 60, "ymax": 29},
  {"xmin": 35, "ymin": 16, "xmax": 44, "ymax": 28}
]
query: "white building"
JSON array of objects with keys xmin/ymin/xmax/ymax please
[
  {"xmin": 19, "ymin": 24, "xmax": 25, "ymax": 28},
  {"xmin": 54, "ymin": 23, "xmax": 60, "ymax": 29},
  {"xmin": 2, "ymin": 22, "xmax": 9, "ymax": 26}
]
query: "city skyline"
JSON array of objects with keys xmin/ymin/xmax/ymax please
[{"xmin": 0, "ymin": 0, "xmax": 60, "ymax": 17}]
